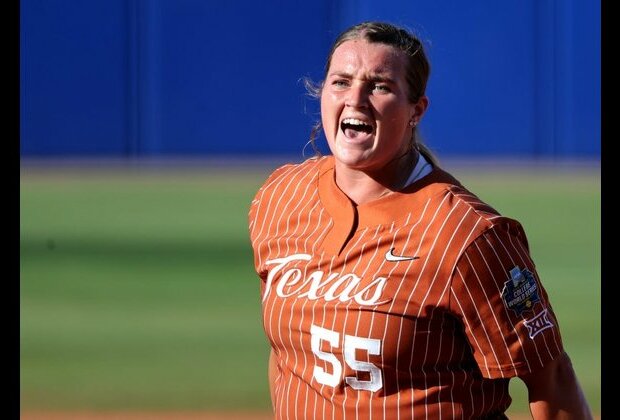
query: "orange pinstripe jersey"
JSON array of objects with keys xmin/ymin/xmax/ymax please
[{"xmin": 248, "ymin": 156, "xmax": 564, "ymax": 419}]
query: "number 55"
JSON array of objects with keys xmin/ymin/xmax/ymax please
[{"xmin": 310, "ymin": 324, "xmax": 383, "ymax": 392}]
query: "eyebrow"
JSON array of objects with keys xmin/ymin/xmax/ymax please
[{"xmin": 327, "ymin": 71, "xmax": 396, "ymax": 84}]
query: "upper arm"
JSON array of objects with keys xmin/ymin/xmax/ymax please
[{"xmin": 449, "ymin": 221, "xmax": 565, "ymax": 378}]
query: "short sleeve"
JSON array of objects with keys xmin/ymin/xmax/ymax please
[{"xmin": 449, "ymin": 219, "xmax": 565, "ymax": 379}]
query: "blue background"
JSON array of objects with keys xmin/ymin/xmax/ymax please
[{"xmin": 20, "ymin": 0, "xmax": 600, "ymax": 159}]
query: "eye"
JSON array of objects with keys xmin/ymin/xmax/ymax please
[
  {"xmin": 332, "ymin": 79, "xmax": 350, "ymax": 88},
  {"xmin": 373, "ymin": 84, "xmax": 391, "ymax": 93}
]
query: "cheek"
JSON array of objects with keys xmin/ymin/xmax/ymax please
[
  {"xmin": 320, "ymin": 94, "xmax": 339, "ymax": 135},
  {"xmin": 380, "ymin": 102, "xmax": 413, "ymax": 129},
  {"xmin": 376, "ymin": 104, "xmax": 413, "ymax": 150},
  {"xmin": 319, "ymin": 95, "xmax": 327, "ymax": 121}
]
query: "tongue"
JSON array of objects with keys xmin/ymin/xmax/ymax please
[{"xmin": 344, "ymin": 128, "xmax": 367, "ymax": 138}]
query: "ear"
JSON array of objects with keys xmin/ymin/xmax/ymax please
[{"xmin": 410, "ymin": 96, "xmax": 429, "ymax": 125}]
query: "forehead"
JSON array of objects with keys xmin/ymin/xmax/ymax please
[{"xmin": 328, "ymin": 39, "xmax": 406, "ymax": 77}]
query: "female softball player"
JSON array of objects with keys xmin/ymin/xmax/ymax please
[{"xmin": 248, "ymin": 21, "xmax": 592, "ymax": 419}]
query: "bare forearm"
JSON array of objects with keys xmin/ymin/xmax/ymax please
[
  {"xmin": 529, "ymin": 392, "xmax": 592, "ymax": 420},
  {"xmin": 524, "ymin": 352, "xmax": 593, "ymax": 419}
]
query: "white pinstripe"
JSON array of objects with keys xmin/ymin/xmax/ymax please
[
  {"xmin": 400, "ymin": 197, "xmax": 462, "ymax": 419},
  {"xmin": 252, "ymin": 167, "xmax": 299, "ymax": 417},
  {"xmin": 260, "ymin": 163, "xmax": 316, "ymax": 419},
  {"xmin": 252, "ymin": 163, "xmax": 298, "ymax": 267},
  {"xmin": 286, "ymin": 207, "xmax": 319, "ymax": 420},
  {"xmin": 391, "ymin": 194, "xmax": 451, "ymax": 420},
  {"xmin": 295, "ymin": 200, "xmax": 322, "ymax": 419},
  {"xmin": 277, "ymin": 180, "xmax": 314, "ymax": 420},
  {"xmin": 451, "ymin": 275, "xmax": 492, "ymax": 376},
  {"xmin": 414, "ymin": 206, "xmax": 475, "ymax": 420},
  {"xmin": 280, "ymin": 171, "xmax": 319, "ymax": 420},
  {"xmin": 454, "ymin": 259, "xmax": 506, "ymax": 378},
  {"xmin": 489, "ymin": 228, "xmax": 545, "ymax": 367},
  {"xmin": 311, "ymin": 252, "xmax": 327, "ymax": 420},
  {"xmin": 321, "ymin": 256, "xmax": 337, "ymax": 420},
  {"xmin": 367, "ymin": 205, "xmax": 427, "ymax": 420},
  {"xmin": 352, "ymin": 225, "xmax": 382, "ymax": 420},
  {"xmin": 354, "ymin": 229, "xmax": 388, "ymax": 420},
  {"xmin": 464, "ymin": 248, "xmax": 516, "ymax": 376},
  {"xmin": 336, "ymin": 227, "xmax": 371, "ymax": 420},
  {"xmin": 474, "ymin": 237, "xmax": 532, "ymax": 373},
  {"xmin": 269, "ymin": 171, "xmax": 311, "ymax": 419},
  {"xmin": 504, "ymin": 226, "xmax": 562, "ymax": 357}
]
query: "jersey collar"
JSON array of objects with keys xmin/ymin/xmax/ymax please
[{"xmin": 317, "ymin": 156, "xmax": 460, "ymax": 255}]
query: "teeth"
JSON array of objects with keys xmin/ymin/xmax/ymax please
[{"xmin": 342, "ymin": 118, "xmax": 371, "ymax": 127}]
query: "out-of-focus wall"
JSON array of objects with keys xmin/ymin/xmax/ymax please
[{"xmin": 20, "ymin": 0, "xmax": 600, "ymax": 158}]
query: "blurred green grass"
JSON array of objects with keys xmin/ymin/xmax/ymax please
[{"xmin": 20, "ymin": 162, "xmax": 600, "ymax": 415}]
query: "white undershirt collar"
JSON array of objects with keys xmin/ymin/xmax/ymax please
[{"xmin": 402, "ymin": 153, "xmax": 433, "ymax": 188}]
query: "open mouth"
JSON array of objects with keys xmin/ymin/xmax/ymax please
[{"xmin": 341, "ymin": 118, "xmax": 374, "ymax": 138}]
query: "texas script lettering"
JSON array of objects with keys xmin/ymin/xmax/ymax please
[{"xmin": 263, "ymin": 254, "xmax": 390, "ymax": 306}]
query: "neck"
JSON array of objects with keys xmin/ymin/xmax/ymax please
[{"xmin": 334, "ymin": 149, "xmax": 419, "ymax": 205}]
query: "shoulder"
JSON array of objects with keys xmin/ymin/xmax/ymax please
[
  {"xmin": 249, "ymin": 156, "xmax": 327, "ymax": 223},
  {"xmin": 429, "ymin": 166, "xmax": 523, "ymax": 229},
  {"xmin": 421, "ymin": 166, "xmax": 529, "ymax": 254},
  {"xmin": 254, "ymin": 156, "xmax": 327, "ymax": 199},
  {"xmin": 434, "ymin": 167, "xmax": 502, "ymax": 220}
]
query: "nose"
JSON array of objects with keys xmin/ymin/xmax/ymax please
[{"xmin": 345, "ymin": 83, "xmax": 369, "ymax": 108}]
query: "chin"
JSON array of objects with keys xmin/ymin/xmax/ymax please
[
  {"xmin": 335, "ymin": 140, "xmax": 374, "ymax": 157},
  {"xmin": 334, "ymin": 153, "xmax": 375, "ymax": 170}
]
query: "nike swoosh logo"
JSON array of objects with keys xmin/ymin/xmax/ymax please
[{"xmin": 385, "ymin": 248, "xmax": 419, "ymax": 262}]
